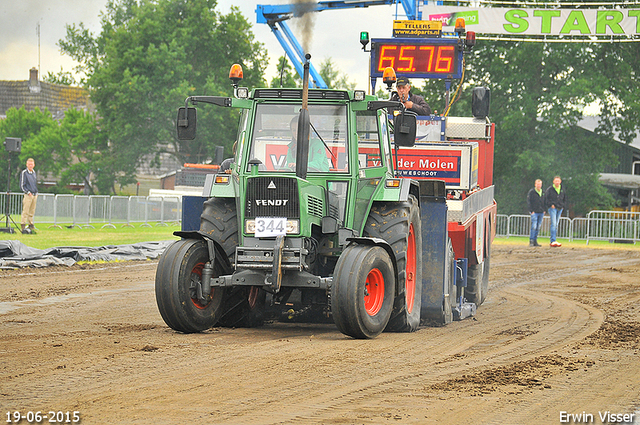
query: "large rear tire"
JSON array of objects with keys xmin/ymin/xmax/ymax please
[
  {"xmin": 155, "ymin": 239, "xmax": 225, "ymax": 333},
  {"xmin": 364, "ymin": 195, "xmax": 422, "ymax": 332},
  {"xmin": 332, "ymin": 244, "xmax": 395, "ymax": 339}
]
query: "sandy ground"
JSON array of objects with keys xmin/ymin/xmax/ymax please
[{"xmin": 1, "ymin": 243, "xmax": 639, "ymax": 425}]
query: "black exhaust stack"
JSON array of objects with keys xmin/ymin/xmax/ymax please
[{"xmin": 295, "ymin": 53, "xmax": 312, "ymax": 180}]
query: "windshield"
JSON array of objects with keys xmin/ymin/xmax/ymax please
[{"xmin": 247, "ymin": 103, "xmax": 348, "ymax": 173}]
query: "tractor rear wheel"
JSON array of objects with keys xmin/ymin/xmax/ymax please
[
  {"xmin": 364, "ymin": 195, "xmax": 422, "ymax": 332},
  {"xmin": 155, "ymin": 239, "xmax": 225, "ymax": 333},
  {"xmin": 331, "ymin": 244, "xmax": 395, "ymax": 339}
]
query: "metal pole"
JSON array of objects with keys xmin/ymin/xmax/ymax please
[{"xmin": 5, "ymin": 155, "xmax": 11, "ymax": 229}]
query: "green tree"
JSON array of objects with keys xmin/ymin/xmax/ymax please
[
  {"xmin": 59, "ymin": 0, "xmax": 267, "ymax": 189},
  {"xmin": 56, "ymin": 109, "xmax": 110, "ymax": 194},
  {"xmin": 43, "ymin": 68, "xmax": 77, "ymax": 86},
  {"xmin": 458, "ymin": 41, "xmax": 631, "ymax": 216},
  {"xmin": 0, "ymin": 107, "xmax": 59, "ymax": 192},
  {"xmin": 318, "ymin": 57, "xmax": 356, "ymax": 90},
  {"xmin": 0, "ymin": 107, "xmax": 110, "ymax": 194},
  {"xmin": 270, "ymin": 56, "xmax": 300, "ymax": 88}
]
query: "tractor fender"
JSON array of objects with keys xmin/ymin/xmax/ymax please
[
  {"xmin": 345, "ymin": 237, "xmax": 399, "ymax": 292},
  {"xmin": 373, "ymin": 179, "xmax": 420, "ymax": 202},
  {"xmin": 172, "ymin": 230, "xmax": 232, "ymax": 270}
]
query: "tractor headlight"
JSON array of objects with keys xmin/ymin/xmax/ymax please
[{"xmin": 236, "ymin": 87, "xmax": 249, "ymax": 99}]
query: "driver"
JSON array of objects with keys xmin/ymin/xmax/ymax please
[{"xmin": 286, "ymin": 116, "xmax": 330, "ymax": 172}]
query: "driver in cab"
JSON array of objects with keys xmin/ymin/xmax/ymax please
[{"xmin": 286, "ymin": 116, "xmax": 330, "ymax": 172}]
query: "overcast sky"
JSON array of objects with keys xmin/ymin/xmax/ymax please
[{"xmin": 0, "ymin": 0, "xmax": 403, "ymax": 89}]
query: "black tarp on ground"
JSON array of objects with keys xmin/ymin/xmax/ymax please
[{"xmin": 0, "ymin": 240, "xmax": 175, "ymax": 269}]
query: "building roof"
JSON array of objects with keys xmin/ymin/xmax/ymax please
[
  {"xmin": 0, "ymin": 68, "xmax": 93, "ymax": 120},
  {"xmin": 577, "ymin": 116, "xmax": 640, "ymax": 151}
]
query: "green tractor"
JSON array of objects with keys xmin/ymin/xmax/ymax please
[{"xmin": 155, "ymin": 60, "xmax": 464, "ymax": 339}]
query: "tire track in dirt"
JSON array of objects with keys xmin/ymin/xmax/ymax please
[{"xmin": 2, "ymin": 246, "xmax": 639, "ymax": 424}]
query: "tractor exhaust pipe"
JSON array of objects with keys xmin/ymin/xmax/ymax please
[{"xmin": 295, "ymin": 53, "xmax": 312, "ymax": 180}]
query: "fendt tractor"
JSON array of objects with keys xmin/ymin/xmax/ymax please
[{"xmin": 155, "ymin": 18, "xmax": 496, "ymax": 339}]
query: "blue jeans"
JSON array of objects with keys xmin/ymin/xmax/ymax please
[
  {"xmin": 548, "ymin": 207, "xmax": 563, "ymax": 243},
  {"xmin": 530, "ymin": 212, "xmax": 544, "ymax": 241}
]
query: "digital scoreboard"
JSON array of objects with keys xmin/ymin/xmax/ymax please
[{"xmin": 370, "ymin": 38, "xmax": 463, "ymax": 80}]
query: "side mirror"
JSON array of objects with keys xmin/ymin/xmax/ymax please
[
  {"xmin": 177, "ymin": 107, "xmax": 197, "ymax": 140},
  {"xmin": 393, "ymin": 112, "xmax": 417, "ymax": 147}
]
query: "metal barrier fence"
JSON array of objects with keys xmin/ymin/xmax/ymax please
[
  {"xmin": 496, "ymin": 211, "xmax": 640, "ymax": 244},
  {"xmin": 0, "ymin": 192, "xmax": 182, "ymax": 228},
  {"xmin": 1, "ymin": 192, "xmax": 638, "ymax": 243}
]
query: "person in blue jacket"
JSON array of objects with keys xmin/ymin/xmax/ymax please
[{"xmin": 20, "ymin": 158, "xmax": 38, "ymax": 233}]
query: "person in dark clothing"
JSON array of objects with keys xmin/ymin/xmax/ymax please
[
  {"xmin": 20, "ymin": 157, "xmax": 38, "ymax": 233},
  {"xmin": 545, "ymin": 176, "xmax": 567, "ymax": 247},
  {"xmin": 527, "ymin": 179, "xmax": 545, "ymax": 247},
  {"xmin": 219, "ymin": 142, "xmax": 237, "ymax": 174},
  {"xmin": 390, "ymin": 76, "xmax": 432, "ymax": 116}
]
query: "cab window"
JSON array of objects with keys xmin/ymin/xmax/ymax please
[{"xmin": 356, "ymin": 110, "xmax": 385, "ymax": 169}]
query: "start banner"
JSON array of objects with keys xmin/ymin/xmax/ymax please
[{"xmin": 423, "ymin": 5, "xmax": 640, "ymax": 37}]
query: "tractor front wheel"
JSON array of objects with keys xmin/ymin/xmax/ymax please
[
  {"xmin": 331, "ymin": 244, "xmax": 395, "ymax": 339},
  {"xmin": 155, "ymin": 239, "xmax": 225, "ymax": 333}
]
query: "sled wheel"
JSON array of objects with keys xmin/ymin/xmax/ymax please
[
  {"xmin": 364, "ymin": 195, "xmax": 422, "ymax": 332},
  {"xmin": 467, "ymin": 225, "xmax": 491, "ymax": 306},
  {"xmin": 481, "ymin": 238, "xmax": 491, "ymax": 303},
  {"xmin": 155, "ymin": 239, "xmax": 225, "ymax": 333},
  {"xmin": 332, "ymin": 244, "xmax": 395, "ymax": 339},
  {"xmin": 442, "ymin": 238, "xmax": 456, "ymax": 324}
]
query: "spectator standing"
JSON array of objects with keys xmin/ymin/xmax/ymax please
[
  {"xmin": 20, "ymin": 158, "xmax": 38, "ymax": 234},
  {"xmin": 527, "ymin": 178, "xmax": 545, "ymax": 247},
  {"xmin": 545, "ymin": 176, "xmax": 567, "ymax": 247}
]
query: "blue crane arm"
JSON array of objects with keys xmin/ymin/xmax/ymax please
[{"xmin": 256, "ymin": 0, "xmax": 420, "ymax": 89}]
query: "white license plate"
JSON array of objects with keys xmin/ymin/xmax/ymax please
[{"xmin": 255, "ymin": 217, "xmax": 287, "ymax": 237}]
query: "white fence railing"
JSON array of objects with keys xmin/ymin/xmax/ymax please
[
  {"xmin": 1, "ymin": 192, "xmax": 637, "ymax": 244},
  {"xmin": 497, "ymin": 211, "xmax": 639, "ymax": 244},
  {"xmin": 0, "ymin": 192, "xmax": 182, "ymax": 228}
]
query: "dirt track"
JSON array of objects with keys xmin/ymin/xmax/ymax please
[{"xmin": 1, "ymin": 243, "xmax": 639, "ymax": 425}]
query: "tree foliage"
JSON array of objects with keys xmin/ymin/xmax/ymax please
[
  {"xmin": 413, "ymin": 40, "xmax": 638, "ymax": 216},
  {"xmin": 59, "ymin": 0, "xmax": 267, "ymax": 187},
  {"xmin": 0, "ymin": 107, "xmax": 108, "ymax": 194},
  {"xmin": 0, "ymin": 107, "xmax": 58, "ymax": 192},
  {"xmin": 269, "ymin": 56, "xmax": 355, "ymax": 90},
  {"xmin": 318, "ymin": 57, "xmax": 356, "ymax": 90},
  {"xmin": 270, "ymin": 56, "xmax": 300, "ymax": 88}
]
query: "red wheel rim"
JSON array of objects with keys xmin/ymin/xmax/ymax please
[
  {"xmin": 406, "ymin": 222, "xmax": 417, "ymax": 313},
  {"xmin": 364, "ymin": 268, "xmax": 385, "ymax": 316},
  {"xmin": 190, "ymin": 262, "xmax": 211, "ymax": 309}
]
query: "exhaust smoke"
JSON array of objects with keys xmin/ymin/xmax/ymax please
[{"xmin": 292, "ymin": 0, "xmax": 316, "ymax": 56}]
